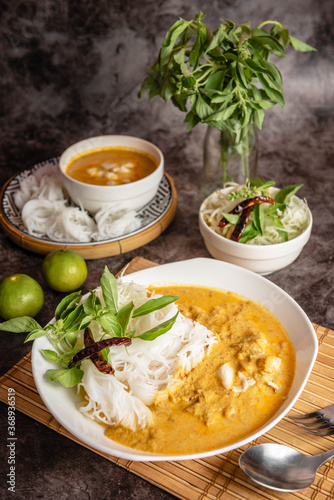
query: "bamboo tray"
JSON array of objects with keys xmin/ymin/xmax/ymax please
[{"xmin": 1, "ymin": 256, "xmax": 334, "ymax": 499}]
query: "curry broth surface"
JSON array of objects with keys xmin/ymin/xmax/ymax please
[
  {"xmin": 105, "ymin": 285, "xmax": 295, "ymax": 454},
  {"xmin": 66, "ymin": 146, "xmax": 158, "ymax": 186}
]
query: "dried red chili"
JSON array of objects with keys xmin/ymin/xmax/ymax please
[
  {"xmin": 218, "ymin": 196, "xmax": 275, "ymax": 228},
  {"xmin": 68, "ymin": 327, "xmax": 131, "ymax": 372},
  {"xmin": 83, "ymin": 327, "xmax": 114, "ymax": 375},
  {"xmin": 230, "ymin": 206, "xmax": 253, "ymax": 241}
]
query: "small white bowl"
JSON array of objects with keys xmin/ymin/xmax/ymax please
[
  {"xmin": 59, "ymin": 135, "xmax": 164, "ymax": 213},
  {"xmin": 199, "ymin": 188, "xmax": 313, "ymax": 275}
]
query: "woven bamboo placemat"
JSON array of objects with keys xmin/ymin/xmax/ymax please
[{"xmin": 1, "ymin": 256, "xmax": 334, "ymax": 499}]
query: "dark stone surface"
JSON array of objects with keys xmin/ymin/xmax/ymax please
[{"xmin": 0, "ymin": 1, "xmax": 333, "ymax": 498}]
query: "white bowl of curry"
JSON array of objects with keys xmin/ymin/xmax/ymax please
[
  {"xmin": 59, "ymin": 135, "xmax": 164, "ymax": 214},
  {"xmin": 31, "ymin": 258, "xmax": 318, "ymax": 462}
]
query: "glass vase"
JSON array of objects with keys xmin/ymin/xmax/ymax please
[{"xmin": 201, "ymin": 124, "xmax": 258, "ymax": 197}]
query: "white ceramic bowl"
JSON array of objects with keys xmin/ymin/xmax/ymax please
[
  {"xmin": 199, "ymin": 188, "xmax": 313, "ymax": 275},
  {"xmin": 31, "ymin": 258, "xmax": 318, "ymax": 462},
  {"xmin": 59, "ymin": 135, "xmax": 164, "ymax": 213}
]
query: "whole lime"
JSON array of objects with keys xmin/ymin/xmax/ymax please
[
  {"xmin": 0, "ymin": 274, "xmax": 44, "ymax": 320},
  {"xmin": 42, "ymin": 249, "xmax": 88, "ymax": 292}
]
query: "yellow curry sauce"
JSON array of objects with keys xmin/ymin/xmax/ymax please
[
  {"xmin": 105, "ymin": 285, "xmax": 295, "ymax": 454},
  {"xmin": 65, "ymin": 146, "xmax": 158, "ymax": 186}
]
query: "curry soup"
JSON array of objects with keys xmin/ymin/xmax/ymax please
[
  {"xmin": 65, "ymin": 146, "xmax": 158, "ymax": 186},
  {"xmin": 105, "ymin": 285, "xmax": 295, "ymax": 455}
]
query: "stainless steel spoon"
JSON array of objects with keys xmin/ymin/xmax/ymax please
[{"xmin": 239, "ymin": 443, "xmax": 334, "ymax": 492}]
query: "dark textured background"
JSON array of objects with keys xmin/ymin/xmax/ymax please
[{"xmin": 0, "ymin": 1, "xmax": 333, "ymax": 499}]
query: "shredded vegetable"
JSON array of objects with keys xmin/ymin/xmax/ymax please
[{"xmin": 201, "ymin": 179, "xmax": 310, "ymax": 245}]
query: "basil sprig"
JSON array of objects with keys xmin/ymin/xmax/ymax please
[
  {"xmin": 0, "ymin": 267, "xmax": 179, "ymax": 387},
  {"xmin": 139, "ymin": 12, "xmax": 315, "ymax": 141}
]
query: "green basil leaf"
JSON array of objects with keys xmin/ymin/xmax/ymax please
[
  {"xmin": 250, "ymin": 177, "xmax": 266, "ymax": 187},
  {"xmin": 64, "ymin": 331, "xmax": 78, "ymax": 348},
  {"xmin": 100, "ymin": 266, "xmax": 118, "ymax": 313},
  {"xmin": 171, "ymin": 94, "xmax": 188, "ymax": 112},
  {"xmin": 96, "ymin": 312, "xmax": 122, "ymax": 336},
  {"xmin": 55, "ymin": 291, "xmax": 82, "ymax": 320},
  {"xmin": 289, "ymin": 36, "xmax": 316, "ymax": 52},
  {"xmin": 42, "ymin": 349, "xmax": 60, "ymax": 362},
  {"xmin": 195, "ymin": 95, "xmax": 214, "ymax": 119},
  {"xmin": 133, "ymin": 295, "xmax": 179, "ymax": 318},
  {"xmin": 253, "ymin": 203, "xmax": 265, "ymax": 234},
  {"xmin": 258, "ymin": 100, "xmax": 275, "ymax": 109},
  {"xmin": 173, "ymin": 47, "xmax": 186, "ymax": 66},
  {"xmin": 277, "ymin": 229, "xmax": 289, "ymax": 242},
  {"xmin": 184, "ymin": 110, "xmax": 201, "ymax": 131},
  {"xmin": 100, "ymin": 348, "xmax": 109, "ymax": 362},
  {"xmin": 269, "ymin": 216, "xmax": 289, "ymax": 241},
  {"xmin": 253, "ymin": 108, "xmax": 265, "ymax": 129},
  {"xmin": 249, "ymin": 35, "xmax": 285, "ymax": 57},
  {"xmin": 269, "ymin": 215, "xmax": 285, "ymax": 228},
  {"xmin": 244, "ymin": 58, "xmax": 268, "ymax": 74},
  {"xmin": 47, "ymin": 367, "xmax": 84, "ymax": 387},
  {"xmin": 66, "ymin": 310, "xmax": 87, "ymax": 334},
  {"xmin": 189, "ymin": 21, "xmax": 209, "ymax": 68},
  {"xmin": 238, "ymin": 222, "xmax": 260, "ymax": 243},
  {"xmin": 63, "ymin": 304, "xmax": 85, "ymax": 330},
  {"xmin": 0, "ymin": 316, "xmax": 42, "ymax": 333},
  {"xmin": 250, "ymin": 178, "xmax": 276, "ymax": 191},
  {"xmin": 204, "ymin": 103, "xmax": 239, "ymax": 124},
  {"xmin": 83, "ymin": 291, "xmax": 102, "ymax": 316},
  {"xmin": 206, "ymin": 24, "xmax": 227, "ymax": 52},
  {"xmin": 210, "ymin": 92, "xmax": 233, "ymax": 105},
  {"xmin": 24, "ymin": 329, "xmax": 48, "ymax": 342},
  {"xmin": 116, "ymin": 301, "xmax": 135, "ymax": 334},
  {"xmin": 79, "ymin": 314, "xmax": 94, "ymax": 331},
  {"xmin": 159, "ymin": 19, "xmax": 193, "ymax": 70},
  {"xmin": 260, "ymin": 59, "xmax": 283, "ymax": 87},
  {"xmin": 221, "ymin": 213, "xmax": 240, "ymax": 225},
  {"xmin": 251, "ymin": 84, "xmax": 262, "ymax": 101},
  {"xmin": 137, "ymin": 312, "xmax": 179, "ymax": 341},
  {"xmin": 257, "ymin": 73, "xmax": 285, "ymax": 108},
  {"xmin": 266, "ymin": 202, "xmax": 286, "ymax": 215},
  {"xmin": 204, "ymin": 70, "xmax": 226, "ymax": 91},
  {"xmin": 275, "ymin": 184, "xmax": 303, "ymax": 203},
  {"xmin": 236, "ymin": 62, "xmax": 249, "ymax": 89}
]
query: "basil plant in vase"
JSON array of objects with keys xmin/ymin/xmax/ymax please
[{"xmin": 139, "ymin": 12, "xmax": 315, "ymax": 196}]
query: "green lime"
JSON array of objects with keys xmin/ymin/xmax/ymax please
[
  {"xmin": 0, "ymin": 274, "xmax": 44, "ymax": 320},
  {"xmin": 42, "ymin": 249, "xmax": 88, "ymax": 292}
]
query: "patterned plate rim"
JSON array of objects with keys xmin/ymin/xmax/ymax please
[{"xmin": 0, "ymin": 157, "xmax": 174, "ymax": 247}]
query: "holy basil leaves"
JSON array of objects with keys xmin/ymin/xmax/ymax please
[
  {"xmin": 0, "ymin": 267, "xmax": 179, "ymax": 387},
  {"xmin": 139, "ymin": 12, "xmax": 315, "ymax": 142}
]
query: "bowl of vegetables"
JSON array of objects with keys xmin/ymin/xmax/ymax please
[{"xmin": 199, "ymin": 179, "xmax": 312, "ymax": 275}]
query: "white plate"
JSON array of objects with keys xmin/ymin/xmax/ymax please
[{"xmin": 31, "ymin": 258, "xmax": 318, "ymax": 461}]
